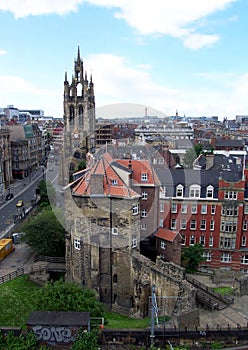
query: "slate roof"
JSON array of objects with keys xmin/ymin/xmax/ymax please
[{"xmin": 27, "ymin": 311, "xmax": 90, "ymax": 326}]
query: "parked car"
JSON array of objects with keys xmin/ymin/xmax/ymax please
[{"xmin": 16, "ymin": 200, "xmax": 24, "ymax": 207}]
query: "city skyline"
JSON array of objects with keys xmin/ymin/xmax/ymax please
[{"xmin": 0, "ymin": 0, "xmax": 247, "ymax": 120}]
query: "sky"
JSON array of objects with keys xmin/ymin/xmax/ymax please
[{"xmin": 0, "ymin": 0, "xmax": 247, "ymax": 120}]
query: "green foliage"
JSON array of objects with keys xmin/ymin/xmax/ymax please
[
  {"xmin": 37, "ymin": 180, "xmax": 55, "ymax": 210},
  {"xmin": 213, "ymin": 287, "xmax": 233, "ymax": 296},
  {"xmin": 0, "ymin": 331, "xmax": 37, "ymax": 350},
  {"xmin": 33, "ymin": 279, "xmax": 105, "ymax": 317},
  {"xmin": 0, "ymin": 275, "xmax": 40, "ymax": 327},
  {"xmin": 181, "ymin": 243, "xmax": 205, "ymax": 273},
  {"xmin": 76, "ymin": 159, "xmax": 87, "ymax": 172},
  {"xmin": 183, "ymin": 144, "xmax": 203, "ymax": 168},
  {"xmin": 105, "ymin": 312, "xmax": 149, "ymax": 329},
  {"xmin": 21, "ymin": 208, "xmax": 66, "ymax": 256},
  {"xmin": 72, "ymin": 329, "xmax": 99, "ymax": 350}
]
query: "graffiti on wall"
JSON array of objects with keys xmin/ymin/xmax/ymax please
[{"xmin": 32, "ymin": 325, "xmax": 77, "ymax": 344}]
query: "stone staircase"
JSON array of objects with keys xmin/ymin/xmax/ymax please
[{"xmin": 185, "ymin": 274, "xmax": 234, "ymax": 311}]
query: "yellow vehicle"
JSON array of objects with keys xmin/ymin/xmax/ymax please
[
  {"xmin": 0, "ymin": 238, "xmax": 14, "ymax": 261},
  {"xmin": 16, "ymin": 200, "xmax": 24, "ymax": 207}
]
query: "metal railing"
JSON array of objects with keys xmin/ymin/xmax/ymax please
[{"xmin": 0, "ymin": 268, "xmax": 24, "ymax": 285}]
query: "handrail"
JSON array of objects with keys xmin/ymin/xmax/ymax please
[
  {"xmin": 186, "ymin": 274, "xmax": 234, "ymax": 305},
  {"xmin": 34, "ymin": 255, "xmax": 65, "ymax": 263}
]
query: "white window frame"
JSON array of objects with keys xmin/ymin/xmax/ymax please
[
  {"xmin": 141, "ymin": 173, "xmax": 148, "ymax": 182},
  {"xmin": 241, "ymin": 236, "xmax": 246, "ymax": 246},
  {"xmin": 224, "ymin": 191, "xmax": 237, "ymax": 200},
  {"xmin": 203, "ymin": 251, "xmax": 212, "ymax": 261},
  {"xmin": 112, "ymin": 227, "xmax": 118, "ymax": 235},
  {"xmin": 245, "ymin": 205, "xmax": 248, "ymax": 214},
  {"xmin": 189, "ymin": 184, "xmax": 201, "ymax": 198},
  {"xmin": 206, "ymin": 185, "xmax": 214, "ymax": 199},
  {"xmin": 200, "ymin": 235, "xmax": 205, "ymax": 246},
  {"xmin": 209, "ymin": 236, "xmax": 213, "ymax": 247},
  {"xmin": 171, "ymin": 203, "xmax": 177, "ymax": 213},
  {"xmin": 112, "ymin": 179, "xmax": 117, "ymax": 186},
  {"xmin": 176, "ymin": 184, "xmax": 184, "ymax": 198},
  {"xmin": 132, "ymin": 236, "xmax": 137, "ymax": 248},
  {"xmin": 159, "ymin": 218, "xmax": 164, "ymax": 227},
  {"xmin": 170, "ymin": 218, "xmax": 176, "ymax": 230},
  {"xmin": 221, "ymin": 253, "xmax": 232, "ymax": 263},
  {"xmin": 141, "ymin": 191, "xmax": 148, "ymax": 200},
  {"xmin": 160, "ymin": 203, "xmax": 165, "ymax": 212},
  {"xmin": 181, "ymin": 204, "xmax": 187, "ymax": 214},
  {"xmin": 191, "ymin": 204, "xmax": 197, "ymax": 214},
  {"xmin": 201, "ymin": 204, "xmax": 207, "ymax": 214},
  {"xmin": 132, "ymin": 204, "xmax": 139, "ymax": 215},
  {"xmin": 243, "ymin": 220, "xmax": 247, "ymax": 231},
  {"xmin": 211, "ymin": 205, "xmax": 216, "ymax": 215},
  {"xmin": 181, "ymin": 234, "xmax": 186, "ymax": 245},
  {"xmin": 210, "ymin": 220, "xmax": 215, "ymax": 231},
  {"xmin": 141, "ymin": 209, "xmax": 147, "ymax": 217},
  {"xmin": 190, "ymin": 235, "xmax": 195, "ymax": 245},
  {"xmin": 200, "ymin": 219, "xmax": 206, "ymax": 230},
  {"xmin": 141, "ymin": 223, "xmax": 147, "ymax": 230},
  {"xmin": 74, "ymin": 238, "xmax": 81, "ymax": 250},
  {"xmin": 241, "ymin": 254, "xmax": 248, "ymax": 264},
  {"xmin": 180, "ymin": 219, "xmax": 187, "ymax": 230},
  {"xmin": 160, "ymin": 240, "xmax": 166, "ymax": 249},
  {"xmin": 190, "ymin": 220, "xmax": 196, "ymax": 230}
]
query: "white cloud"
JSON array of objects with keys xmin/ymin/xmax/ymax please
[
  {"xmin": 85, "ymin": 53, "xmax": 248, "ymax": 119},
  {"xmin": 0, "ymin": 0, "xmax": 82, "ymax": 18},
  {"xmin": 0, "ymin": 75, "xmax": 62, "ymax": 117},
  {"xmin": 0, "ymin": 49, "xmax": 7, "ymax": 55},
  {"xmin": 0, "ymin": 0, "xmax": 238, "ymax": 48}
]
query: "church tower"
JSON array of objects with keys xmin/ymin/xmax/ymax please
[{"xmin": 63, "ymin": 47, "xmax": 96, "ymax": 159}]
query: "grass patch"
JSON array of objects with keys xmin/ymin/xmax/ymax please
[
  {"xmin": 0, "ymin": 275, "xmax": 40, "ymax": 327},
  {"xmin": 213, "ymin": 286, "xmax": 233, "ymax": 296},
  {"xmin": 105, "ymin": 312, "xmax": 149, "ymax": 329}
]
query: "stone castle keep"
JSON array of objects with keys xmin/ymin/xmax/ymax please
[{"xmin": 63, "ymin": 48, "xmax": 196, "ymax": 321}]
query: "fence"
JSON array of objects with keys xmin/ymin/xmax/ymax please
[
  {"xmin": 34, "ymin": 255, "xmax": 65, "ymax": 264},
  {"xmin": 0, "ymin": 268, "xmax": 24, "ymax": 285}
]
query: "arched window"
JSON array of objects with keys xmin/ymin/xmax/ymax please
[{"xmin": 69, "ymin": 105, "xmax": 74, "ymax": 120}]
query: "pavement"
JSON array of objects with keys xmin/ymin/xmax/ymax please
[{"xmin": 0, "ymin": 168, "xmax": 44, "ymax": 208}]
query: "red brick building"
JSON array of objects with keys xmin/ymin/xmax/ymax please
[{"xmin": 156, "ymin": 153, "xmax": 248, "ymax": 273}]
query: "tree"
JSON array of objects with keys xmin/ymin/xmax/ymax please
[
  {"xmin": 21, "ymin": 208, "xmax": 66, "ymax": 256},
  {"xmin": 37, "ymin": 179, "xmax": 55, "ymax": 210},
  {"xmin": 76, "ymin": 159, "xmax": 87, "ymax": 172},
  {"xmin": 72, "ymin": 329, "xmax": 99, "ymax": 350},
  {"xmin": 183, "ymin": 144, "xmax": 203, "ymax": 168},
  {"xmin": 181, "ymin": 243, "xmax": 205, "ymax": 273},
  {"xmin": 33, "ymin": 279, "xmax": 105, "ymax": 317}
]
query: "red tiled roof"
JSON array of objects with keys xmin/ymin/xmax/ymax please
[
  {"xmin": 154, "ymin": 228, "xmax": 179, "ymax": 242},
  {"xmin": 72, "ymin": 153, "xmax": 140, "ymax": 198},
  {"xmin": 116, "ymin": 159, "xmax": 160, "ymax": 186}
]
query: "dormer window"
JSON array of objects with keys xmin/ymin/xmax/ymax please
[
  {"xmin": 176, "ymin": 184, "xmax": 184, "ymax": 197},
  {"xmin": 112, "ymin": 179, "xmax": 117, "ymax": 186},
  {"xmin": 206, "ymin": 185, "xmax": 214, "ymax": 198},
  {"xmin": 189, "ymin": 184, "xmax": 201, "ymax": 198},
  {"xmin": 141, "ymin": 173, "xmax": 148, "ymax": 182}
]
